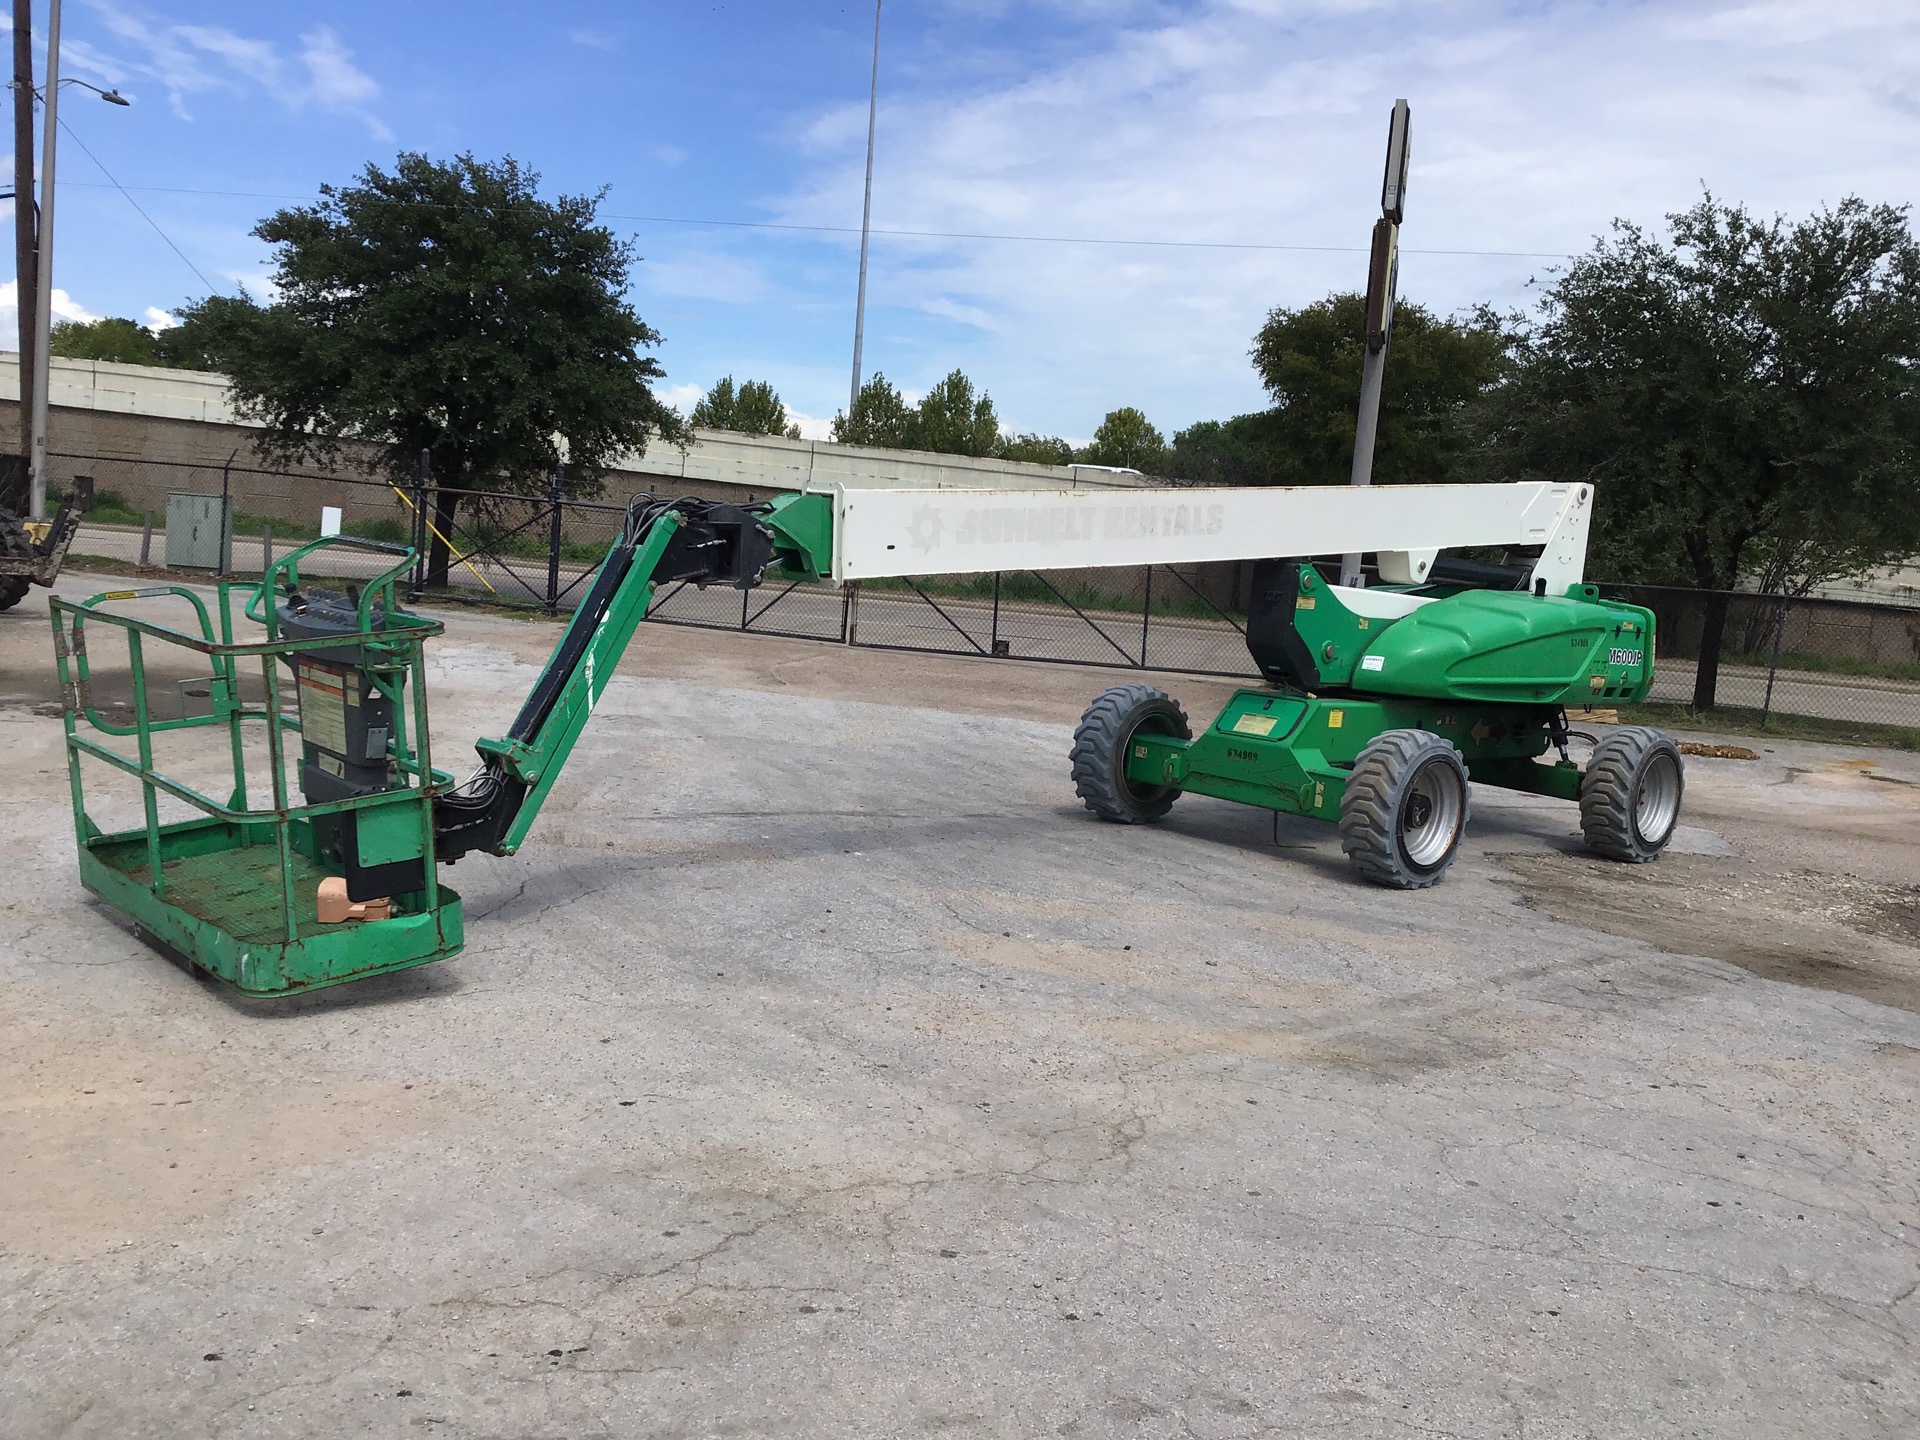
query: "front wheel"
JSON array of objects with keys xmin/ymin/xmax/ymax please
[
  {"xmin": 1338, "ymin": 729, "xmax": 1471, "ymax": 889},
  {"xmin": 1071, "ymin": 683, "xmax": 1191, "ymax": 824},
  {"xmin": 1580, "ymin": 727, "xmax": 1684, "ymax": 862}
]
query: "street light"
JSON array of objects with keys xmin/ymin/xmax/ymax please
[
  {"xmin": 66, "ymin": 79, "xmax": 129, "ymax": 106},
  {"xmin": 847, "ymin": 0, "xmax": 882, "ymax": 422},
  {"xmin": 28, "ymin": 0, "xmax": 131, "ymax": 519}
]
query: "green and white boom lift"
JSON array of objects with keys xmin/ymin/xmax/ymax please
[{"xmin": 51, "ymin": 477, "xmax": 1681, "ymax": 996}]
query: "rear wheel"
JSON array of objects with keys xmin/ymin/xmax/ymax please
[
  {"xmin": 0, "ymin": 509, "xmax": 32, "ymax": 612},
  {"xmin": 1071, "ymin": 683, "xmax": 1191, "ymax": 823},
  {"xmin": 1580, "ymin": 726, "xmax": 1684, "ymax": 862},
  {"xmin": 1339, "ymin": 729, "xmax": 1471, "ymax": 889}
]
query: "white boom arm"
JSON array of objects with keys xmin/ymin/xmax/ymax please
[{"xmin": 820, "ymin": 481, "xmax": 1593, "ymax": 595}]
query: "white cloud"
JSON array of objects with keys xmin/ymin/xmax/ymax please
[
  {"xmin": 143, "ymin": 306, "xmax": 177, "ymax": 331},
  {"xmin": 298, "ymin": 26, "xmax": 388, "ymax": 138},
  {"xmin": 639, "ymin": 253, "xmax": 775, "ymax": 304},
  {"xmin": 919, "ymin": 297, "xmax": 996, "ymax": 330},
  {"xmin": 765, "ymin": 0, "xmax": 1920, "ymax": 435},
  {"xmin": 74, "ymin": 3, "xmax": 387, "ymax": 136},
  {"xmin": 0, "ymin": 282, "xmax": 102, "ymax": 349},
  {"xmin": 662, "ymin": 382, "xmax": 705, "ymax": 415},
  {"xmin": 783, "ymin": 409, "xmax": 835, "ymax": 441}
]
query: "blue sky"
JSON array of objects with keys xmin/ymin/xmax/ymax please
[{"xmin": 5, "ymin": 0, "xmax": 1917, "ymax": 442}]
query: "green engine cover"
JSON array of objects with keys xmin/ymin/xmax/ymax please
[{"xmin": 1355, "ymin": 588, "xmax": 1655, "ymax": 706}]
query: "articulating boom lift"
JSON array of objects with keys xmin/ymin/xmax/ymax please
[{"xmin": 52, "ymin": 477, "xmax": 1681, "ymax": 996}]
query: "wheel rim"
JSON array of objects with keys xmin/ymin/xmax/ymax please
[
  {"xmin": 1632, "ymin": 752, "xmax": 1682, "ymax": 846},
  {"xmin": 1399, "ymin": 758, "xmax": 1464, "ymax": 870}
]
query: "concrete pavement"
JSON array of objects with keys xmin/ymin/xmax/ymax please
[{"xmin": 3, "ymin": 569, "xmax": 1918, "ymax": 1438}]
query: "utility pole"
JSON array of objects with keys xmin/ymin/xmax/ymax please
[
  {"xmin": 26, "ymin": 0, "xmax": 61, "ymax": 519},
  {"xmin": 1340, "ymin": 98, "xmax": 1410, "ymax": 590},
  {"xmin": 10, "ymin": 0, "xmax": 34, "ymax": 513},
  {"xmin": 847, "ymin": 0, "xmax": 882, "ymax": 424}
]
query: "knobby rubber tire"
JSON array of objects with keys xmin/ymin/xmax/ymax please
[
  {"xmin": 1338, "ymin": 729, "xmax": 1472, "ymax": 890},
  {"xmin": 0, "ymin": 509, "xmax": 32, "ymax": 612},
  {"xmin": 1071, "ymin": 683, "xmax": 1192, "ymax": 824},
  {"xmin": 1580, "ymin": 726, "xmax": 1685, "ymax": 862}
]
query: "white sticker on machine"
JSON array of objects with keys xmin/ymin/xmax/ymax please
[
  {"xmin": 297, "ymin": 664, "xmax": 349, "ymax": 754},
  {"xmin": 1360, "ymin": 654, "xmax": 1386, "ymax": 672}
]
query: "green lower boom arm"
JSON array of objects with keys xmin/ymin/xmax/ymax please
[{"xmin": 433, "ymin": 492, "xmax": 831, "ymax": 861}]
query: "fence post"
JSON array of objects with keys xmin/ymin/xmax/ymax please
[
  {"xmin": 219, "ymin": 449, "xmax": 236, "ymax": 575},
  {"xmin": 1761, "ymin": 595, "xmax": 1789, "ymax": 726},
  {"xmin": 139, "ymin": 512, "xmax": 152, "ymax": 566},
  {"xmin": 411, "ymin": 449, "xmax": 430, "ymax": 596},
  {"xmin": 545, "ymin": 466, "xmax": 565, "ymax": 614},
  {"xmin": 262, "ymin": 523, "xmax": 273, "ymax": 576},
  {"xmin": 845, "ymin": 580, "xmax": 860, "ymax": 646},
  {"xmin": 991, "ymin": 572, "xmax": 1002, "ymax": 655},
  {"xmin": 1139, "ymin": 566, "xmax": 1153, "ymax": 666}
]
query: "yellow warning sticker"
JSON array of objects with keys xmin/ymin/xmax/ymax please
[
  {"xmin": 1232, "ymin": 713, "xmax": 1278, "ymax": 737},
  {"xmin": 1327, "ymin": 709, "xmax": 1344, "ymax": 729},
  {"xmin": 101, "ymin": 590, "xmax": 137, "ymax": 601}
]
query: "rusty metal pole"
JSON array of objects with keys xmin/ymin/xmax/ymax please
[
  {"xmin": 1340, "ymin": 99, "xmax": 1410, "ymax": 590},
  {"xmin": 11, "ymin": 0, "xmax": 36, "ymax": 502}
]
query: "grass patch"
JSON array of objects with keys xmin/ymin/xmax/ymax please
[
  {"xmin": 1617, "ymin": 701, "xmax": 1920, "ymax": 751},
  {"xmin": 1760, "ymin": 650, "xmax": 1920, "ymax": 685}
]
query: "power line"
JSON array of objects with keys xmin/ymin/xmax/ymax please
[
  {"xmin": 53, "ymin": 179, "xmax": 1571, "ymax": 260},
  {"xmin": 57, "ymin": 122, "xmax": 219, "ymax": 292}
]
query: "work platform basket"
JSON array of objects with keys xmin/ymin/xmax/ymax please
[{"xmin": 50, "ymin": 538, "xmax": 464, "ymax": 996}]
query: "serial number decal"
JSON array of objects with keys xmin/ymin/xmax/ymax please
[{"xmin": 1608, "ymin": 647, "xmax": 1644, "ymax": 666}]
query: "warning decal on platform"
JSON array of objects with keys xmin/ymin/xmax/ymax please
[{"xmin": 297, "ymin": 664, "xmax": 349, "ymax": 755}]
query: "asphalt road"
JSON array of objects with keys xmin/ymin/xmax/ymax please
[{"xmin": 3, "ymin": 570, "xmax": 1918, "ymax": 1438}]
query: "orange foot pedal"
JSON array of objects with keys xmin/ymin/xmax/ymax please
[{"xmin": 316, "ymin": 876, "xmax": 392, "ymax": 924}]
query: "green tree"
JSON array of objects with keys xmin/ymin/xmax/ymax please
[
  {"xmin": 832, "ymin": 368, "xmax": 1002, "ymax": 457},
  {"xmin": 998, "ymin": 432, "xmax": 1074, "ymax": 466},
  {"xmin": 832, "ymin": 372, "xmax": 917, "ymax": 448},
  {"xmin": 49, "ymin": 316, "xmax": 164, "ymax": 366},
  {"xmin": 691, "ymin": 375, "xmax": 801, "ymax": 438},
  {"xmin": 1477, "ymin": 195, "xmax": 1920, "ymax": 709},
  {"xmin": 174, "ymin": 152, "xmax": 682, "ymax": 586},
  {"xmin": 914, "ymin": 369, "xmax": 1001, "ymax": 457},
  {"xmin": 152, "ymin": 295, "xmax": 260, "ymax": 371},
  {"xmin": 1165, "ymin": 412, "xmax": 1291, "ymax": 487},
  {"xmin": 1077, "ymin": 406, "xmax": 1167, "ymax": 471},
  {"xmin": 1249, "ymin": 294, "xmax": 1508, "ymax": 486}
]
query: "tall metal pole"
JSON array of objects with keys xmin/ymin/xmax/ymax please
[
  {"xmin": 1340, "ymin": 98, "xmax": 1410, "ymax": 590},
  {"xmin": 11, "ymin": 0, "xmax": 35, "ymax": 505},
  {"xmin": 847, "ymin": 0, "xmax": 882, "ymax": 422},
  {"xmin": 27, "ymin": 0, "xmax": 59, "ymax": 519}
]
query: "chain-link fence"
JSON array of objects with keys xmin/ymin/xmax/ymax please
[
  {"xmin": 52, "ymin": 451, "xmax": 1920, "ymax": 733},
  {"xmin": 1598, "ymin": 584, "xmax": 1920, "ymax": 731}
]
